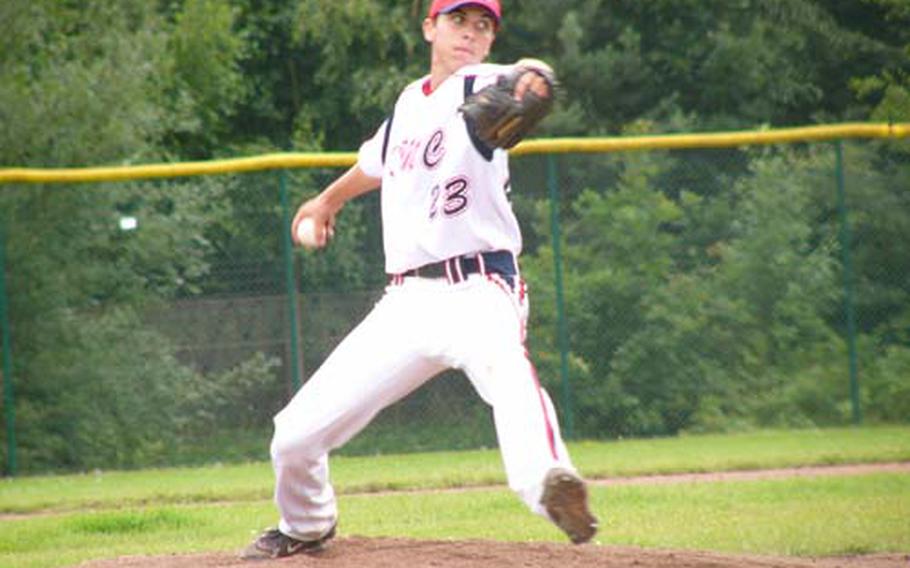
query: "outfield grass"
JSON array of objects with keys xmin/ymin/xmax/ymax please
[
  {"xmin": 0, "ymin": 426, "xmax": 908, "ymax": 568},
  {"xmin": 2, "ymin": 425, "xmax": 907, "ymax": 515},
  {"xmin": 1, "ymin": 474, "xmax": 907, "ymax": 568}
]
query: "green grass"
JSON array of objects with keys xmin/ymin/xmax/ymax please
[
  {"xmin": 571, "ymin": 424, "xmax": 910, "ymax": 476},
  {"xmin": 1, "ymin": 474, "xmax": 907, "ymax": 568},
  {"xmin": 0, "ymin": 426, "xmax": 908, "ymax": 568},
  {"xmin": 3, "ymin": 425, "xmax": 908, "ymax": 515},
  {"xmin": 604, "ymin": 473, "xmax": 910, "ymax": 556}
]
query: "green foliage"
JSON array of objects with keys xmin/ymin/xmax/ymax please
[
  {"xmin": 523, "ymin": 146, "xmax": 892, "ymax": 437},
  {"xmin": 834, "ymin": 144, "xmax": 910, "ymax": 336},
  {"xmin": 849, "ymin": 0, "xmax": 910, "ymax": 122},
  {"xmin": 289, "ymin": 0, "xmax": 422, "ymax": 147},
  {"xmin": 14, "ymin": 306, "xmax": 283, "ymax": 472},
  {"xmin": 0, "ymin": 0, "xmax": 170, "ymax": 166},
  {"xmin": 15, "ymin": 307, "xmax": 195, "ymax": 471},
  {"xmin": 853, "ymin": 69, "xmax": 910, "ymax": 123},
  {"xmin": 178, "ymin": 352, "xmax": 282, "ymax": 435},
  {"xmin": 865, "ymin": 344, "xmax": 910, "ymax": 422},
  {"xmin": 164, "ymin": 0, "xmax": 249, "ymax": 157},
  {"xmin": 500, "ymin": 0, "xmax": 902, "ymax": 132}
]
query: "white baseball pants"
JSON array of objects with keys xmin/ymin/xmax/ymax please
[{"xmin": 269, "ymin": 274, "xmax": 576, "ymax": 540}]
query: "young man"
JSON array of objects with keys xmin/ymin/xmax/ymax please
[{"xmin": 241, "ymin": 0, "xmax": 598, "ymax": 560}]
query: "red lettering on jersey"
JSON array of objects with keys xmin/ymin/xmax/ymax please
[{"xmin": 393, "ymin": 139, "xmax": 422, "ymax": 172}]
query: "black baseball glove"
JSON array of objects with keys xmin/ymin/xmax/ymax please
[{"xmin": 460, "ymin": 63, "xmax": 557, "ymax": 149}]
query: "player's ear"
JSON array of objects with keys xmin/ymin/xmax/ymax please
[{"xmin": 422, "ymin": 17, "xmax": 436, "ymax": 42}]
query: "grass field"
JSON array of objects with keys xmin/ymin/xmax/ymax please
[{"xmin": 1, "ymin": 426, "xmax": 908, "ymax": 568}]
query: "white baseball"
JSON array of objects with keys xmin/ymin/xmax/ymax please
[{"xmin": 295, "ymin": 217, "xmax": 319, "ymax": 249}]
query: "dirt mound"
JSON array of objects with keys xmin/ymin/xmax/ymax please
[{"xmin": 77, "ymin": 537, "xmax": 908, "ymax": 568}]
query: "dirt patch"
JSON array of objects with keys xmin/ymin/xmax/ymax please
[{"xmin": 77, "ymin": 538, "xmax": 909, "ymax": 568}]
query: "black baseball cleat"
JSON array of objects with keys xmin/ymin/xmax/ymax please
[
  {"xmin": 540, "ymin": 468, "xmax": 599, "ymax": 544},
  {"xmin": 240, "ymin": 524, "xmax": 336, "ymax": 560}
]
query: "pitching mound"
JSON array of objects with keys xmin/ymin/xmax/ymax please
[{"xmin": 78, "ymin": 537, "xmax": 908, "ymax": 568}]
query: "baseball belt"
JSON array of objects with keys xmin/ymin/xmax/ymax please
[{"xmin": 390, "ymin": 250, "xmax": 516, "ymax": 285}]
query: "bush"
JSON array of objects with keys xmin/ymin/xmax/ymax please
[
  {"xmin": 17, "ymin": 307, "xmax": 196, "ymax": 471},
  {"xmin": 866, "ymin": 344, "xmax": 910, "ymax": 423},
  {"xmin": 178, "ymin": 351, "xmax": 283, "ymax": 436}
]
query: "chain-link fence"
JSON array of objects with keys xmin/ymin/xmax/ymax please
[{"xmin": 2, "ymin": 127, "xmax": 909, "ymax": 475}]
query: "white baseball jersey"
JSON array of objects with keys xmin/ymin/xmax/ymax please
[{"xmin": 358, "ymin": 63, "xmax": 522, "ymax": 274}]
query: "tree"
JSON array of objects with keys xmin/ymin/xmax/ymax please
[
  {"xmin": 523, "ymin": 147, "xmax": 684, "ymax": 435},
  {"xmin": 163, "ymin": 0, "xmax": 250, "ymax": 158},
  {"xmin": 0, "ymin": 0, "xmax": 227, "ymax": 470},
  {"xmin": 849, "ymin": 0, "xmax": 910, "ymax": 123},
  {"xmin": 524, "ymin": 146, "xmax": 852, "ymax": 436},
  {"xmin": 496, "ymin": 0, "xmax": 907, "ymax": 132}
]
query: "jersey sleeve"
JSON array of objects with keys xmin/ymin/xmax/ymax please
[{"xmin": 357, "ymin": 118, "xmax": 390, "ymax": 179}]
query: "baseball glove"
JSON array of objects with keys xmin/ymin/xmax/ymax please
[{"xmin": 460, "ymin": 64, "xmax": 557, "ymax": 149}]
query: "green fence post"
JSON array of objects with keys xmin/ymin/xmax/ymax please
[
  {"xmin": 279, "ymin": 171, "xmax": 304, "ymax": 392},
  {"xmin": 0, "ymin": 221, "xmax": 16, "ymax": 475},
  {"xmin": 547, "ymin": 155, "xmax": 574, "ymax": 439},
  {"xmin": 835, "ymin": 141, "xmax": 861, "ymax": 425}
]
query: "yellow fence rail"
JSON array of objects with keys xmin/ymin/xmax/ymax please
[{"xmin": 1, "ymin": 122, "xmax": 908, "ymax": 184}]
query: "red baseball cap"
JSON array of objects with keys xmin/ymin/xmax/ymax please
[{"xmin": 428, "ymin": 0, "xmax": 502, "ymax": 26}]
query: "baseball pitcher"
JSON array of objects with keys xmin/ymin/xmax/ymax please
[{"xmin": 242, "ymin": 0, "xmax": 598, "ymax": 559}]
